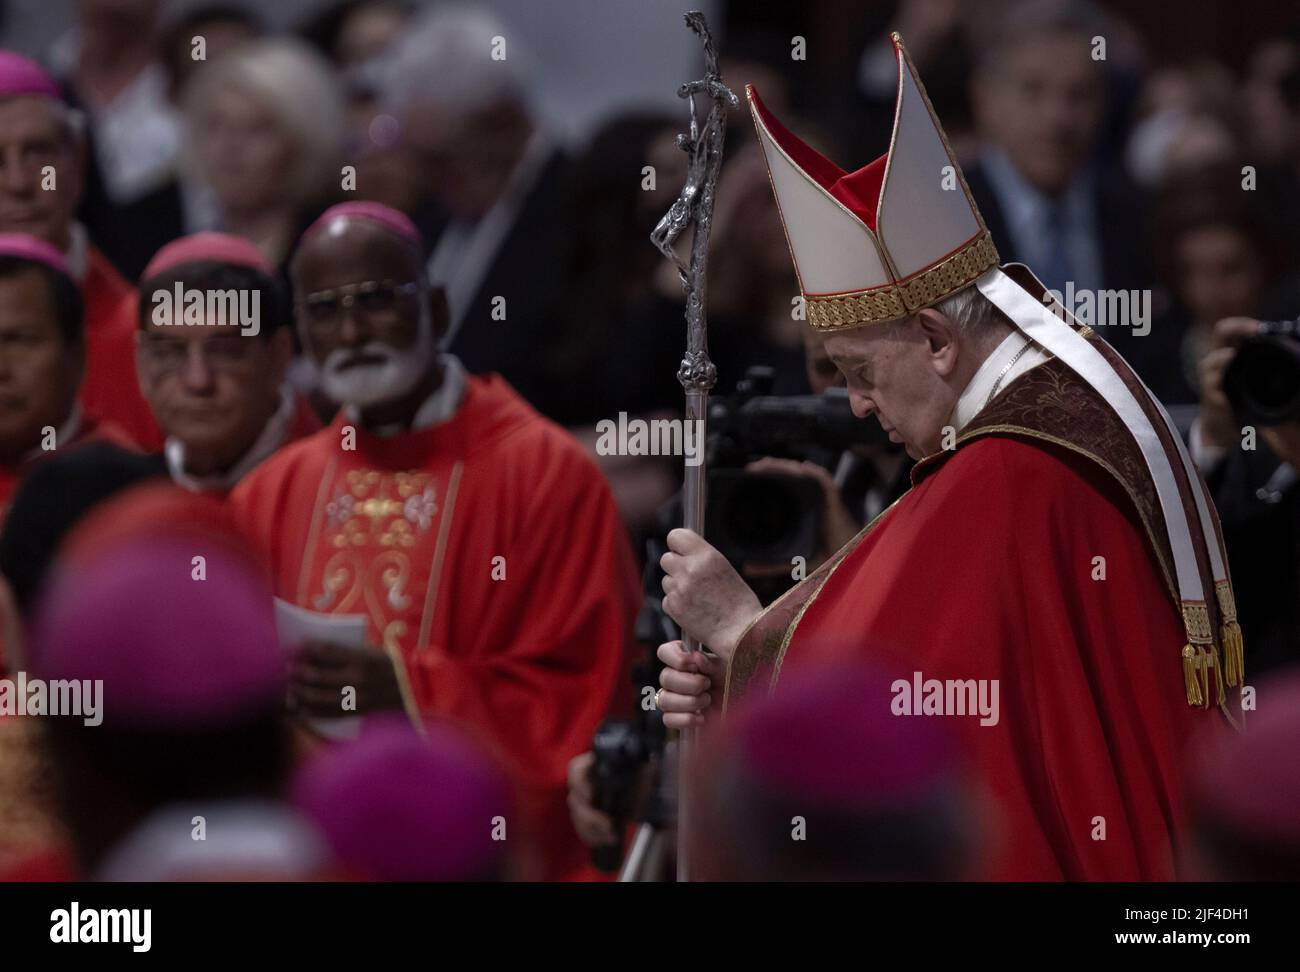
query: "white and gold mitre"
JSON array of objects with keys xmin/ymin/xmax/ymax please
[{"xmin": 748, "ymin": 32, "xmax": 998, "ymax": 332}]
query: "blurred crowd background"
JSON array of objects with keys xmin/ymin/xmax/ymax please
[{"xmin": 0, "ymin": 0, "xmax": 1296, "ymax": 883}]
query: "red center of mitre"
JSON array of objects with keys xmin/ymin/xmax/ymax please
[{"xmin": 748, "ymin": 84, "xmax": 888, "ymax": 233}]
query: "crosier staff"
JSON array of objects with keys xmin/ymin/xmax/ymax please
[{"xmin": 649, "ymin": 9, "xmax": 737, "ymax": 883}]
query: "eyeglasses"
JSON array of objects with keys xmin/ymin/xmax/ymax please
[
  {"xmin": 140, "ymin": 335, "xmax": 259, "ymax": 374},
  {"xmin": 297, "ymin": 279, "xmax": 420, "ymax": 337}
]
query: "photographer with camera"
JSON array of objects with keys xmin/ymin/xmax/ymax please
[
  {"xmin": 739, "ymin": 329, "xmax": 911, "ymax": 577},
  {"xmin": 1194, "ymin": 315, "xmax": 1300, "ymax": 676},
  {"xmin": 567, "ymin": 344, "xmax": 911, "ymax": 875}
]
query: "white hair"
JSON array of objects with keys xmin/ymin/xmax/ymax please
[
  {"xmin": 931, "ymin": 285, "xmax": 1008, "ymax": 337},
  {"xmin": 381, "ymin": 2, "xmax": 534, "ymax": 121},
  {"xmin": 182, "ymin": 38, "xmax": 346, "ymax": 207}
]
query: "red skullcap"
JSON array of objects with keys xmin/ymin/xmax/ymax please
[
  {"xmin": 142, "ymin": 231, "xmax": 275, "ymax": 282},
  {"xmin": 0, "ymin": 232, "xmax": 71, "ymax": 279},
  {"xmin": 0, "ymin": 51, "xmax": 62, "ymax": 101},
  {"xmin": 302, "ymin": 201, "xmax": 422, "ymax": 247}
]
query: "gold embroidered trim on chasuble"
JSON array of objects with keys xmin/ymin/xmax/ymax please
[
  {"xmin": 296, "ymin": 462, "xmax": 464, "ymax": 648},
  {"xmin": 293, "ymin": 461, "xmax": 465, "ymax": 730},
  {"xmin": 920, "ymin": 357, "xmax": 1240, "ymax": 718}
]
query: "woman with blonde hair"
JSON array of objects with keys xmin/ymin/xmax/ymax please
[{"xmin": 183, "ymin": 38, "xmax": 347, "ymax": 270}]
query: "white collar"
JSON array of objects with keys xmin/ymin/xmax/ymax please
[
  {"xmin": 166, "ymin": 384, "xmax": 297, "ymax": 492},
  {"xmin": 950, "ymin": 330, "xmax": 1048, "ymax": 433},
  {"xmin": 344, "ymin": 353, "xmax": 467, "ymax": 439}
]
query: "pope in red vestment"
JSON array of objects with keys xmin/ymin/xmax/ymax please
[
  {"xmin": 229, "ymin": 202, "xmax": 641, "ymax": 880},
  {"xmin": 654, "ymin": 36, "xmax": 1243, "ymax": 882},
  {"xmin": 772, "ymin": 437, "xmax": 1199, "ymax": 879}
]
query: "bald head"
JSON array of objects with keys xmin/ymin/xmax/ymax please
[{"xmin": 293, "ymin": 215, "xmax": 424, "ymax": 296}]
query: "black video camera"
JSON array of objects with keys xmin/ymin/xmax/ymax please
[
  {"xmin": 1224, "ymin": 319, "xmax": 1300, "ymax": 426},
  {"xmin": 704, "ymin": 367, "xmax": 887, "ymax": 576}
]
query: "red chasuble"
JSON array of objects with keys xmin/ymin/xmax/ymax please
[
  {"xmin": 229, "ymin": 375, "xmax": 641, "ymax": 880},
  {"xmin": 726, "ymin": 361, "xmax": 1232, "ymax": 881},
  {"xmin": 81, "ymin": 247, "xmax": 162, "ymax": 451}
]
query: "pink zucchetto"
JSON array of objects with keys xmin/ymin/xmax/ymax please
[
  {"xmin": 141, "ymin": 231, "xmax": 276, "ymax": 282},
  {"xmin": 687, "ymin": 661, "xmax": 979, "ymax": 880},
  {"xmin": 0, "ymin": 51, "xmax": 62, "ymax": 101},
  {"xmin": 30, "ymin": 496, "xmax": 285, "ymax": 731},
  {"xmin": 301, "ymin": 201, "xmax": 422, "ymax": 248},
  {"xmin": 0, "ymin": 232, "xmax": 71, "ymax": 279},
  {"xmin": 1190, "ymin": 671, "xmax": 1300, "ymax": 877},
  {"xmin": 291, "ymin": 717, "xmax": 513, "ymax": 881}
]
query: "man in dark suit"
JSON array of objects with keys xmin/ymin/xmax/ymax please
[
  {"xmin": 965, "ymin": 0, "xmax": 1153, "ymax": 362},
  {"xmin": 383, "ymin": 5, "xmax": 577, "ymax": 421}
]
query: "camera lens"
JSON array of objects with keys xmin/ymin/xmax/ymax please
[{"xmin": 1225, "ymin": 335, "xmax": 1300, "ymax": 426}]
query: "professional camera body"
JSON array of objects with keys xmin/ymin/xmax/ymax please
[
  {"xmin": 586, "ymin": 368, "xmax": 893, "ymax": 873},
  {"xmin": 704, "ymin": 366, "xmax": 888, "ymax": 574},
  {"xmin": 1224, "ymin": 318, "xmax": 1300, "ymax": 426}
]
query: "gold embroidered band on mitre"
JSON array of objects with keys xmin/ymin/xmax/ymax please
[{"xmin": 804, "ymin": 232, "xmax": 1000, "ymax": 331}]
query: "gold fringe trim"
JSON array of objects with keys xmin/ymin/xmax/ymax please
[
  {"xmin": 1181, "ymin": 602, "xmax": 1213, "ymax": 706},
  {"xmin": 1182, "ymin": 645, "xmax": 1204, "ymax": 708},
  {"xmin": 1181, "ymin": 643, "xmax": 1226, "ymax": 709},
  {"xmin": 1221, "ymin": 622, "xmax": 1244, "ymax": 688},
  {"xmin": 1214, "ymin": 580, "xmax": 1245, "ymax": 688}
]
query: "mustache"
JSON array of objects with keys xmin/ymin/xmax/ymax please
[{"xmin": 324, "ymin": 343, "xmax": 403, "ymax": 372}]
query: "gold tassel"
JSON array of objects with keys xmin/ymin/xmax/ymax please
[
  {"xmin": 1220, "ymin": 620, "xmax": 1244, "ymax": 688},
  {"xmin": 1182, "ymin": 645, "xmax": 1204, "ymax": 708},
  {"xmin": 1215, "ymin": 581, "xmax": 1246, "ymax": 688}
]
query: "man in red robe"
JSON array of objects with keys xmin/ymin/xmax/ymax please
[
  {"xmin": 0, "ymin": 233, "xmax": 133, "ymax": 520},
  {"xmin": 229, "ymin": 202, "xmax": 640, "ymax": 880},
  {"xmin": 136, "ymin": 233, "xmax": 320, "ymax": 496},
  {"xmin": 654, "ymin": 36, "xmax": 1243, "ymax": 881},
  {"xmin": 0, "ymin": 50, "xmax": 160, "ymax": 450}
]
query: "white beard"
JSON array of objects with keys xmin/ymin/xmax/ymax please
[{"xmin": 318, "ymin": 318, "xmax": 435, "ymax": 409}]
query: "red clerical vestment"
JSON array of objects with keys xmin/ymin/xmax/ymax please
[
  {"xmin": 80, "ymin": 247, "xmax": 162, "ymax": 451},
  {"xmin": 726, "ymin": 360, "xmax": 1232, "ymax": 881},
  {"xmin": 230, "ymin": 375, "xmax": 641, "ymax": 880}
]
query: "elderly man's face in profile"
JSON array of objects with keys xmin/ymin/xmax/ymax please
[{"xmin": 823, "ymin": 311, "xmax": 963, "ymax": 461}]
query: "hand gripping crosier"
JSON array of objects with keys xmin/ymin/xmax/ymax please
[{"xmin": 649, "ymin": 10, "xmax": 737, "ymax": 883}]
